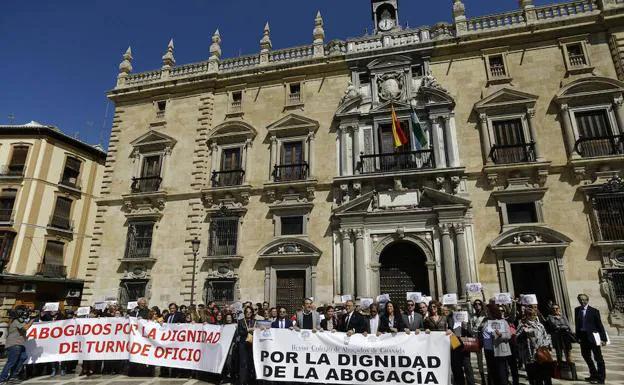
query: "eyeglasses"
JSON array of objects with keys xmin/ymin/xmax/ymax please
[{"xmin": 408, "ymin": 304, "xmax": 415, "ymax": 307}]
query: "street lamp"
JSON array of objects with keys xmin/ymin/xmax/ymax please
[{"xmin": 190, "ymin": 237, "xmax": 201, "ymax": 307}]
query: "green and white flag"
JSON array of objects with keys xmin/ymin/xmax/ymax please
[{"xmin": 411, "ymin": 106, "xmax": 428, "ymax": 150}]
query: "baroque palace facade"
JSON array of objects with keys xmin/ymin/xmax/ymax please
[{"xmin": 88, "ymin": 0, "xmax": 624, "ymax": 329}]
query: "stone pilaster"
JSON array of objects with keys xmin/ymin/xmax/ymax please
[
  {"xmin": 478, "ymin": 113, "xmax": 492, "ymax": 165},
  {"xmin": 354, "ymin": 229, "xmax": 367, "ymax": 298},
  {"xmin": 440, "ymin": 223, "xmax": 458, "ymax": 294},
  {"xmin": 526, "ymin": 107, "xmax": 542, "ymax": 161},
  {"xmin": 454, "ymin": 223, "xmax": 470, "ymax": 298},
  {"xmin": 560, "ymin": 104, "xmax": 580, "ymax": 159},
  {"xmin": 340, "ymin": 229, "xmax": 354, "ymax": 296}
]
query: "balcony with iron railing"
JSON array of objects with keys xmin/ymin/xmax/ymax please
[
  {"xmin": 575, "ymin": 134, "xmax": 624, "ymax": 158},
  {"xmin": 489, "ymin": 142, "xmax": 536, "ymax": 164},
  {"xmin": 357, "ymin": 150, "xmax": 435, "ymax": 174},
  {"xmin": 490, "ymin": 63, "xmax": 507, "ymax": 79},
  {"xmin": 272, "ymin": 163, "xmax": 309, "ymax": 182},
  {"xmin": 37, "ymin": 262, "xmax": 67, "ymax": 278},
  {"xmin": 124, "ymin": 241, "xmax": 152, "ymax": 260},
  {"xmin": 211, "ymin": 170, "xmax": 245, "ymax": 188},
  {"xmin": 569, "ymin": 53, "xmax": 587, "ymax": 68},
  {"xmin": 58, "ymin": 176, "xmax": 82, "ymax": 191},
  {"xmin": 48, "ymin": 215, "xmax": 73, "ymax": 232},
  {"xmin": 131, "ymin": 176, "xmax": 162, "ymax": 193},
  {"xmin": 0, "ymin": 165, "xmax": 25, "ymax": 178},
  {"xmin": 229, "ymin": 100, "xmax": 242, "ymax": 113},
  {"xmin": 156, "ymin": 110, "xmax": 166, "ymax": 119}
]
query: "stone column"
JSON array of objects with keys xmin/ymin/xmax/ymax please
[
  {"xmin": 526, "ymin": 108, "xmax": 542, "ymax": 161},
  {"xmin": 440, "ymin": 224, "xmax": 458, "ymax": 294},
  {"xmin": 454, "ymin": 223, "xmax": 471, "ymax": 298},
  {"xmin": 210, "ymin": 142, "xmax": 219, "ymax": 172},
  {"xmin": 308, "ymin": 132, "xmax": 316, "ymax": 178},
  {"xmin": 340, "ymin": 229, "xmax": 354, "ymax": 296},
  {"xmin": 354, "ymin": 229, "xmax": 367, "ymax": 298},
  {"xmin": 270, "ymin": 135, "xmax": 278, "ymax": 179},
  {"xmin": 444, "ymin": 115, "xmax": 461, "ymax": 168},
  {"xmin": 352, "ymin": 126, "xmax": 360, "ymax": 173},
  {"xmin": 430, "ymin": 118, "xmax": 447, "ymax": 168},
  {"xmin": 478, "ymin": 113, "xmax": 493, "ymax": 165},
  {"xmin": 264, "ymin": 266, "xmax": 271, "ymax": 303},
  {"xmin": 613, "ymin": 96, "xmax": 624, "ymax": 135},
  {"xmin": 560, "ymin": 104, "xmax": 580, "ymax": 159},
  {"xmin": 242, "ymin": 139, "xmax": 251, "ymax": 183},
  {"xmin": 426, "ymin": 261, "xmax": 438, "ymax": 299}
]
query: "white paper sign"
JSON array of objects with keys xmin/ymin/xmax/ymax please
[
  {"xmin": 76, "ymin": 307, "xmax": 90, "ymax": 317},
  {"xmin": 340, "ymin": 294, "xmax": 353, "ymax": 303},
  {"xmin": 359, "ymin": 297, "xmax": 374, "ymax": 309},
  {"xmin": 487, "ymin": 320, "xmax": 510, "ymax": 333},
  {"xmin": 406, "ymin": 292, "xmax": 423, "ymax": 303},
  {"xmin": 495, "ymin": 292, "xmax": 512, "ymax": 305},
  {"xmin": 442, "ymin": 293, "xmax": 458, "ymax": 306},
  {"xmin": 377, "ymin": 293, "xmax": 390, "ymax": 303},
  {"xmin": 520, "ymin": 294, "xmax": 538, "ymax": 305},
  {"xmin": 452, "ymin": 311, "xmax": 469, "ymax": 329},
  {"xmin": 254, "ymin": 329, "xmax": 452, "ymax": 384},
  {"xmin": 422, "ymin": 296, "xmax": 432, "ymax": 305},
  {"xmin": 593, "ymin": 332, "xmax": 611, "ymax": 346},
  {"xmin": 94, "ymin": 302, "xmax": 107, "ymax": 311},
  {"xmin": 465, "ymin": 283, "xmax": 482, "ymax": 294},
  {"xmin": 43, "ymin": 302, "xmax": 59, "ymax": 312},
  {"xmin": 126, "ymin": 301, "xmax": 138, "ymax": 310}
]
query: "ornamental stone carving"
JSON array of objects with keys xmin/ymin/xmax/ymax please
[{"xmin": 377, "ymin": 72, "xmax": 404, "ymax": 101}]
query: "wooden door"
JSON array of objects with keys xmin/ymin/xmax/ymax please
[{"xmin": 276, "ymin": 270, "xmax": 306, "ymax": 316}]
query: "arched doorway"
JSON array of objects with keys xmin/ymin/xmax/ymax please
[{"xmin": 379, "ymin": 241, "xmax": 429, "ymax": 310}]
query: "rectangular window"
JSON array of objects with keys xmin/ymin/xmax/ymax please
[
  {"xmin": 51, "ymin": 197, "xmax": 72, "ymax": 230},
  {"xmin": 493, "ymin": 119, "xmax": 525, "ymax": 146},
  {"xmin": 281, "ymin": 216, "xmax": 304, "ymax": 235},
  {"xmin": 566, "ymin": 43, "xmax": 586, "ymax": 68},
  {"xmin": 359, "ymin": 72, "xmax": 370, "ymax": 85},
  {"xmin": 221, "ymin": 148, "xmax": 241, "ymax": 171},
  {"xmin": 135, "ymin": 155, "xmax": 162, "ymax": 193},
  {"xmin": 575, "ymin": 110, "xmax": 615, "ymax": 157},
  {"xmin": 41, "ymin": 241, "xmax": 66, "ymax": 277},
  {"xmin": 488, "ymin": 55, "xmax": 507, "ymax": 78},
  {"xmin": 0, "ymin": 232, "xmax": 16, "ymax": 264},
  {"xmin": 0, "ymin": 190, "xmax": 16, "ymax": 223},
  {"xmin": 277, "ymin": 141, "xmax": 306, "ymax": 181},
  {"xmin": 491, "ymin": 119, "xmax": 533, "ymax": 164},
  {"xmin": 61, "ymin": 157, "xmax": 81, "ymax": 187},
  {"xmin": 412, "ymin": 65, "xmax": 424, "ymax": 78},
  {"xmin": 156, "ymin": 100, "xmax": 167, "ymax": 118},
  {"xmin": 231, "ymin": 91, "xmax": 243, "ymax": 112},
  {"xmin": 141, "ymin": 155, "xmax": 162, "ymax": 177},
  {"xmin": 208, "ymin": 217, "xmax": 238, "ymax": 256},
  {"xmin": 8, "ymin": 146, "xmax": 29, "ymax": 176},
  {"xmin": 595, "ymin": 194, "xmax": 624, "ymax": 241},
  {"xmin": 216, "ymin": 148, "xmax": 243, "ymax": 187},
  {"xmin": 125, "ymin": 222, "xmax": 154, "ymax": 259},
  {"xmin": 507, "ymin": 202, "xmax": 538, "ymax": 224},
  {"xmin": 205, "ymin": 279, "xmax": 235, "ymax": 303},
  {"xmin": 288, "ymin": 83, "xmax": 302, "ymax": 104}
]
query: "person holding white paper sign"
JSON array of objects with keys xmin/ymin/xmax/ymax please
[
  {"xmin": 517, "ymin": 304, "xmax": 552, "ymax": 385},
  {"xmin": 574, "ymin": 294, "xmax": 606, "ymax": 384},
  {"xmin": 480, "ymin": 303, "xmax": 513, "ymax": 385}
]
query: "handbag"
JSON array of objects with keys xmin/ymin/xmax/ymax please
[
  {"xmin": 244, "ymin": 320, "xmax": 256, "ymax": 345},
  {"xmin": 460, "ymin": 337, "xmax": 481, "ymax": 353},
  {"xmin": 559, "ymin": 361, "xmax": 578, "ymax": 381},
  {"xmin": 536, "ymin": 347, "xmax": 554, "ymax": 363}
]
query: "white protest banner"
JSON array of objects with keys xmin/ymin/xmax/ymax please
[
  {"xmin": 254, "ymin": 329, "xmax": 450, "ymax": 384},
  {"xmin": 494, "ymin": 293, "xmax": 512, "ymax": 305},
  {"xmin": 377, "ymin": 293, "xmax": 390, "ymax": 303},
  {"xmin": 452, "ymin": 311, "xmax": 469, "ymax": 329},
  {"xmin": 127, "ymin": 301, "xmax": 138, "ymax": 310},
  {"xmin": 76, "ymin": 307, "xmax": 90, "ymax": 317},
  {"xmin": 406, "ymin": 292, "xmax": 422, "ymax": 303},
  {"xmin": 465, "ymin": 283, "xmax": 482, "ymax": 294},
  {"xmin": 25, "ymin": 318, "xmax": 236, "ymax": 373},
  {"xmin": 43, "ymin": 303, "xmax": 59, "ymax": 312},
  {"xmin": 442, "ymin": 294, "xmax": 458, "ymax": 306}
]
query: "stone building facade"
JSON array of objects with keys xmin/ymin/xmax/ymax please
[
  {"xmin": 89, "ymin": 0, "xmax": 624, "ymax": 328},
  {"xmin": 0, "ymin": 122, "xmax": 105, "ymax": 319}
]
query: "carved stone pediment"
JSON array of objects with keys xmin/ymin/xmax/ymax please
[
  {"xmin": 475, "ymin": 87, "xmax": 538, "ymax": 113},
  {"xmin": 201, "ymin": 185, "xmax": 251, "ymax": 209},
  {"xmin": 208, "ymin": 120, "xmax": 257, "ymax": 145},
  {"xmin": 490, "ymin": 225, "xmax": 572, "ymax": 255},
  {"xmin": 267, "ymin": 113, "xmax": 319, "ymax": 138},
  {"xmin": 121, "ymin": 191, "xmax": 166, "ymax": 220},
  {"xmin": 130, "ymin": 130, "xmax": 177, "ymax": 152},
  {"xmin": 556, "ymin": 76, "xmax": 624, "ymax": 104},
  {"xmin": 367, "ymin": 55, "xmax": 412, "ymax": 70},
  {"xmin": 258, "ymin": 237, "xmax": 321, "ymax": 264}
]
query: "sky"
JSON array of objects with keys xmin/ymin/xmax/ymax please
[{"xmin": 0, "ymin": 0, "xmax": 558, "ymax": 148}]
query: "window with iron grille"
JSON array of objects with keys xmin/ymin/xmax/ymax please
[
  {"xmin": 488, "ymin": 55, "xmax": 507, "ymax": 78},
  {"xmin": 50, "ymin": 197, "xmax": 72, "ymax": 230},
  {"xmin": 594, "ymin": 194, "xmax": 624, "ymax": 241},
  {"xmin": 119, "ymin": 281, "xmax": 147, "ymax": 304},
  {"xmin": 124, "ymin": 222, "xmax": 154, "ymax": 259},
  {"xmin": 566, "ymin": 43, "xmax": 587, "ymax": 68},
  {"xmin": 507, "ymin": 202, "xmax": 538, "ymax": 224},
  {"xmin": 611, "ymin": 270, "xmax": 624, "ymax": 313},
  {"xmin": 61, "ymin": 157, "xmax": 81, "ymax": 186},
  {"xmin": 205, "ymin": 279, "xmax": 236, "ymax": 303},
  {"xmin": 281, "ymin": 216, "xmax": 304, "ymax": 235},
  {"xmin": 575, "ymin": 110, "xmax": 612, "ymax": 138},
  {"xmin": 208, "ymin": 217, "xmax": 238, "ymax": 256}
]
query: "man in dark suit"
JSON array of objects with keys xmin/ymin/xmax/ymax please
[
  {"xmin": 339, "ymin": 300, "xmax": 367, "ymax": 335},
  {"xmin": 574, "ymin": 294, "xmax": 607, "ymax": 384},
  {"xmin": 165, "ymin": 303, "xmax": 185, "ymax": 324},
  {"xmin": 402, "ymin": 300, "xmax": 424, "ymax": 331},
  {"xmin": 271, "ymin": 307, "xmax": 293, "ymax": 329}
]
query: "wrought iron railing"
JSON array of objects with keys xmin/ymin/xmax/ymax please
[
  {"xmin": 490, "ymin": 63, "xmax": 507, "ymax": 78},
  {"xmin": 131, "ymin": 176, "xmax": 162, "ymax": 193},
  {"xmin": 124, "ymin": 240, "xmax": 152, "ymax": 259},
  {"xmin": 0, "ymin": 165, "xmax": 25, "ymax": 177},
  {"xmin": 37, "ymin": 262, "xmax": 67, "ymax": 278},
  {"xmin": 273, "ymin": 163, "xmax": 309, "ymax": 182},
  {"xmin": 211, "ymin": 170, "xmax": 245, "ymax": 187},
  {"xmin": 575, "ymin": 134, "xmax": 624, "ymax": 158},
  {"xmin": 489, "ymin": 142, "xmax": 536, "ymax": 164},
  {"xmin": 357, "ymin": 150, "xmax": 434, "ymax": 174},
  {"xmin": 569, "ymin": 53, "xmax": 586, "ymax": 67},
  {"xmin": 287, "ymin": 92, "xmax": 302, "ymax": 105},
  {"xmin": 594, "ymin": 193, "xmax": 624, "ymax": 241},
  {"xmin": 208, "ymin": 218, "xmax": 238, "ymax": 256},
  {"xmin": 48, "ymin": 215, "xmax": 73, "ymax": 231}
]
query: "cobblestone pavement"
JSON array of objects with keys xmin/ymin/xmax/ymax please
[{"xmin": 1, "ymin": 336, "xmax": 621, "ymax": 385}]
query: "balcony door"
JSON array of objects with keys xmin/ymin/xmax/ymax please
[
  {"xmin": 0, "ymin": 190, "xmax": 16, "ymax": 222},
  {"xmin": 378, "ymin": 123, "xmax": 412, "ymax": 172},
  {"xmin": 8, "ymin": 146, "xmax": 29, "ymax": 175},
  {"xmin": 138, "ymin": 155, "xmax": 162, "ymax": 192},
  {"xmin": 492, "ymin": 119, "xmax": 531, "ymax": 164},
  {"xmin": 219, "ymin": 148, "xmax": 242, "ymax": 186},
  {"xmin": 51, "ymin": 197, "xmax": 72, "ymax": 230},
  {"xmin": 575, "ymin": 110, "xmax": 617, "ymax": 157},
  {"xmin": 42, "ymin": 240, "xmax": 66, "ymax": 277},
  {"xmin": 279, "ymin": 141, "xmax": 304, "ymax": 181}
]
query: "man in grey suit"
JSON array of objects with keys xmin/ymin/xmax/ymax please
[
  {"xmin": 295, "ymin": 298, "xmax": 321, "ymax": 330},
  {"xmin": 402, "ymin": 300, "xmax": 424, "ymax": 331}
]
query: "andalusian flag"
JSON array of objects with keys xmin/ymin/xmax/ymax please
[
  {"xmin": 411, "ymin": 105, "xmax": 428, "ymax": 150},
  {"xmin": 391, "ymin": 105, "xmax": 409, "ymax": 148}
]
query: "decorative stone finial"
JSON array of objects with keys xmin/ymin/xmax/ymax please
[
  {"xmin": 453, "ymin": 0, "xmax": 465, "ymax": 18},
  {"xmin": 313, "ymin": 11, "xmax": 325, "ymax": 43},
  {"xmin": 209, "ymin": 29, "xmax": 222, "ymax": 60},
  {"xmin": 520, "ymin": 0, "xmax": 534, "ymax": 8},
  {"xmin": 260, "ymin": 22, "xmax": 272, "ymax": 52},
  {"xmin": 162, "ymin": 39, "xmax": 175, "ymax": 69},
  {"xmin": 118, "ymin": 46, "xmax": 133, "ymax": 74}
]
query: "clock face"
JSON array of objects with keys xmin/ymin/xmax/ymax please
[{"xmin": 378, "ymin": 18, "xmax": 395, "ymax": 31}]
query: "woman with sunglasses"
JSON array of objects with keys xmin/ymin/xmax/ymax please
[{"xmin": 547, "ymin": 303, "xmax": 574, "ymax": 363}]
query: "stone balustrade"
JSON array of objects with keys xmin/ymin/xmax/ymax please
[{"xmin": 115, "ymin": 0, "xmax": 621, "ymax": 89}]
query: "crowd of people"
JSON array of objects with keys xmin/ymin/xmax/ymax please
[{"xmin": 0, "ymin": 293, "xmax": 609, "ymax": 385}]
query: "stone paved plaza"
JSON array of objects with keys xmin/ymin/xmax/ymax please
[{"xmin": 1, "ymin": 336, "xmax": 620, "ymax": 385}]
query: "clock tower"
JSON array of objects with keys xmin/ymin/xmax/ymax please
[{"xmin": 372, "ymin": 0, "xmax": 399, "ymax": 34}]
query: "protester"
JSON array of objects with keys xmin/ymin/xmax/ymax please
[
  {"xmin": 574, "ymin": 294, "xmax": 607, "ymax": 384},
  {"xmin": 449, "ymin": 308, "xmax": 475, "ymax": 385},
  {"xmin": 295, "ymin": 298, "xmax": 321, "ymax": 330},
  {"xmin": 517, "ymin": 304, "xmax": 552, "ymax": 385},
  {"xmin": 547, "ymin": 303, "xmax": 574, "ymax": 363},
  {"xmin": 365, "ymin": 303, "xmax": 380, "ymax": 335},
  {"xmin": 131, "ymin": 298, "xmax": 149, "ymax": 319},
  {"xmin": 424, "ymin": 301, "xmax": 448, "ymax": 331},
  {"xmin": 0, "ymin": 307, "xmax": 35, "ymax": 383},
  {"xmin": 237, "ymin": 306, "xmax": 256, "ymax": 385},
  {"xmin": 320, "ymin": 305, "xmax": 338, "ymax": 331},
  {"xmin": 470, "ymin": 299, "xmax": 487, "ymax": 385},
  {"xmin": 481, "ymin": 303, "xmax": 513, "ymax": 385},
  {"xmin": 271, "ymin": 307, "xmax": 293, "ymax": 329},
  {"xmin": 338, "ymin": 299, "xmax": 367, "ymax": 335},
  {"xmin": 379, "ymin": 301, "xmax": 407, "ymax": 333},
  {"xmin": 403, "ymin": 300, "xmax": 424, "ymax": 331}
]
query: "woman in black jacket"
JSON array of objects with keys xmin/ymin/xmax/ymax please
[
  {"xmin": 378, "ymin": 301, "xmax": 406, "ymax": 333},
  {"xmin": 237, "ymin": 306, "xmax": 256, "ymax": 385}
]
